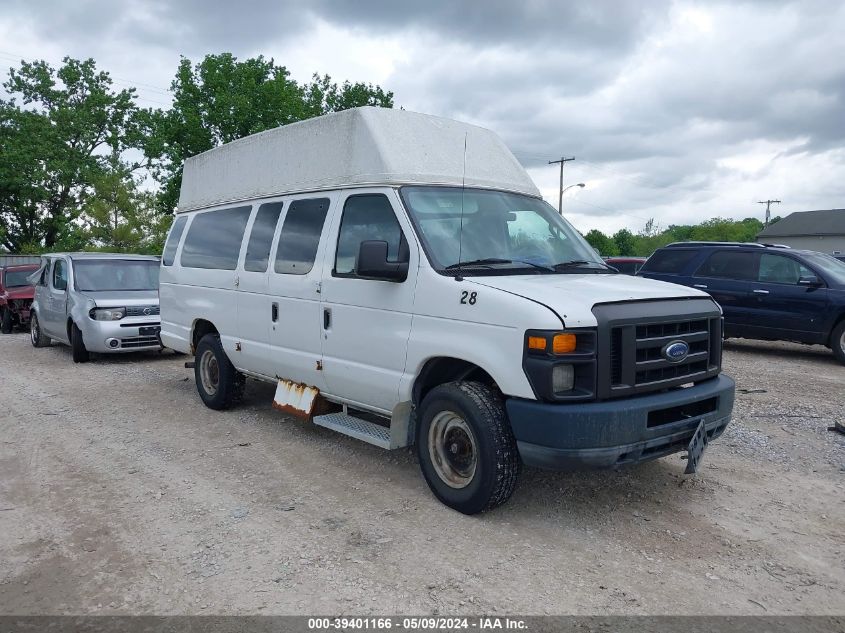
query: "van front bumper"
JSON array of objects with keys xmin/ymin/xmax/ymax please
[{"xmin": 506, "ymin": 374, "xmax": 735, "ymax": 471}]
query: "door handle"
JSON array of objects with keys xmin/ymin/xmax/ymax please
[
  {"xmin": 693, "ymin": 284, "xmax": 708, "ymax": 289},
  {"xmin": 323, "ymin": 308, "xmax": 331, "ymax": 330},
  {"xmin": 753, "ymin": 289, "xmax": 769, "ymax": 295},
  {"xmin": 271, "ymin": 302, "xmax": 278, "ymax": 322}
]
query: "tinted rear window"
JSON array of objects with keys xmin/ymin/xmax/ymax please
[
  {"xmin": 695, "ymin": 251, "xmax": 759, "ymax": 280},
  {"xmin": 640, "ymin": 249, "xmax": 699, "ymax": 274},
  {"xmin": 180, "ymin": 206, "xmax": 252, "ymax": 270}
]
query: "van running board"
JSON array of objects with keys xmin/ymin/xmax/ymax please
[{"xmin": 312, "ymin": 412, "xmax": 394, "ymax": 449}]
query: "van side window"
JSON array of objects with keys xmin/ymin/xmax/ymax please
[
  {"xmin": 335, "ymin": 194, "xmax": 403, "ymax": 276},
  {"xmin": 245, "ymin": 202, "xmax": 284, "ymax": 272},
  {"xmin": 180, "ymin": 206, "xmax": 252, "ymax": 270},
  {"xmin": 274, "ymin": 198, "xmax": 329, "ymax": 275},
  {"xmin": 52, "ymin": 259, "xmax": 67, "ymax": 291},
  {"xmin": 162, "ymin": 215, "xmax": 188, "ymax": 266}
]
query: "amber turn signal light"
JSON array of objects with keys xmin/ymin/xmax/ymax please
[
  {"xmin": 527, "ymin": 336, "xmax": 547, "ymax": 351},
  {"xmin": 552, "ymin": 333, "xmax": 577, "ymax": 354}
]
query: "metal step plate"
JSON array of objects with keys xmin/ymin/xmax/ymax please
[{"xmin": 313, "ymin": 413, "xmax": 392, "ymax": 449}]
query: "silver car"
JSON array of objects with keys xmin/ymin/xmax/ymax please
[{"xmin": 30, "ymin": 253, "xmax": 162, "ymax": 363}]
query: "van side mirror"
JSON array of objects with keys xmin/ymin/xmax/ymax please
[
  {"xmin": 798, "ymin": 274, "xmax": 821, "ymax": 287},
  {"xmin": 357, "ymin": 240, "xmax": 408, "ymax": 282}
]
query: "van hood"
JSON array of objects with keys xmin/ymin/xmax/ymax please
[{"xmin": 469, "ymin": 274, "xmax": 711, "ymax": 328}]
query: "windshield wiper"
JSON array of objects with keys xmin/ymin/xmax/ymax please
[
  {"xmin": 444, "ymin": 258, "xmax": 554, "ymax": 272},
  {"xmin": 552, "ymin": 260, "xmax": 617, "ymax": 272}
]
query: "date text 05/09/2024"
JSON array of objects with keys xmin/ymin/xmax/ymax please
[{"xmin": 307, "ymin": 617, "xmax": 527, "ymax": 630}]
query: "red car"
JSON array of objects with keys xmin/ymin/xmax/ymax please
[{"xmin": 0, "ymin": 264, "xmax": 39, "ymax": 333}]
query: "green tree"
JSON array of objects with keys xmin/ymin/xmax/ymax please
[
  {"xmin": 0, "ymin": 57, "xmax": 140, "ymax": 252},
  {"xmin": 80, "ymin": 152, "xmax": 170, "ymax": 253},
  {"xmin": 613, "ymin": 228, "xmax": 636, "ymax": 256},
  {"xmin": 584, "ymin": 229, "xmax": 618, "ymax": 256},
  {"xmin": 144, "ymin": 53, "xmax": 394, "ymax": 214}
]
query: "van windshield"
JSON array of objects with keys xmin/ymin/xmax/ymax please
[
  {"xmin": 73, "ymin": 260, "xmax": 160, "ymax": 292},
  {"xmin": 400, "ymin": 187, "xmax": 610, "ymax": 274}
]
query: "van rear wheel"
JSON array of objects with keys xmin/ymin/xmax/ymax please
[
  {"xmin": 416, "ymin": 381, "xmax": 521, "ymax": 514},
  {"xmin": 194, "ymin": 333, "xmax": 245, "ymax": 410}
]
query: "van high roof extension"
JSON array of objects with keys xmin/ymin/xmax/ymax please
[{"xmin": 177, "ymin": 107, "xmax": 539, "ymax": 213}]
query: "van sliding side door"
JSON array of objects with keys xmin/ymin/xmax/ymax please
[{"xmin": 266, "ymin": 195, "xmax": 336, "ymax": 390}]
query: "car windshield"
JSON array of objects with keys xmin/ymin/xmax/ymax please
[
  {"xmin": 3, "ymin": 269, "xmax": 34, "ymax": 287},
  {"xmin": 802, "ymin": 251, "xmax": 845, "ymax": 285},
  {"xmin": 73, "ymin": 259, "xmax": 160, "ymax": 292},
  {"xmin": 400, "ymin": 186, "xmax": 608, "ymax": 274}
]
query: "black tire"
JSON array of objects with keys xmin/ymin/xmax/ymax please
[
  {"xmin": 0, "ymin": 308, "xmax": 11, "ymax": 334},
  {"xmin": 30, "ymin": 313, "xmax": 51, "ymax": 348},
  {"xmin": 71, "ymin": 322, "xmax": 90, "ymax": 363},
  {"xmin": 832, "ymin": 320, "xmax": 845, "ymax": 366},
  {"xmin": 416, "ymin": 381, "xmax": 521, "ymax": 514},
  {"xmin": 194, "ymin": 333, "xmax": 245, "ymax": 410}
]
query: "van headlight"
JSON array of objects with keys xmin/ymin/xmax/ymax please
[
  {"xmin": 552, "ymin": 365, "xmax": 575, "ymax": 392},
  {"xmin": 89, "ymin": 307, "xmax": 126, "ymax": 321},
  {"xmin": 524, "ymin": 329, "xmax": 596, "ymax": 401}
]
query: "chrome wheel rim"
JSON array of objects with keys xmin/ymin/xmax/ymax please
[
  {"xmin": 30, "ymin": 316, "xmax": 38, "ymax": 345},
  {"xmin": 199, "ymin": 349, "xmax": 219, "ymax": 396},
  {"xmin": 840, "ymin": 330, "xmax": 845, "ymax": 354},
  {"xmin": 428, "ymin": 411, "xmax": 477, "ymax": 489}
]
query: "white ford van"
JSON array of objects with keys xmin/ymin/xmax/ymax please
[{"xmin": 160, "ymin": 107, "xmax": 735, "ymax": 514}]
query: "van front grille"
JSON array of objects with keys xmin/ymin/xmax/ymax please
[{"xmin": 593, "ymin": 299, "xmax": 723, "ymax": 400}]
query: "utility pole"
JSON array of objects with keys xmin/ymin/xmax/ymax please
[
  {"xmin": 757, "ymin": 199, "xmax": 781, "ymax": 226},
  {"xmin": 549, "ymin": 156, "xmax": 575, "ymax": 213}
]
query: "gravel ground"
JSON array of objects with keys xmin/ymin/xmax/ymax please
[{"xmin": 0, "ymin": 332, "xmax": 843, "ymax": 615}]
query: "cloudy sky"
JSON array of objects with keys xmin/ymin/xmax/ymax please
[{"xmin": 2, "ymin": 0, "xmax": 844, "ymax": 234}]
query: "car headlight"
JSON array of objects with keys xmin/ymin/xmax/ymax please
[{"xmin": 89, "ymin": 307, "xmax": 126, "ymax": 321}]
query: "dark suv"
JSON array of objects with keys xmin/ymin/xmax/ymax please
[{"xmin": 638, "ymin": 242, "xmax": 845, "ymax": 364}]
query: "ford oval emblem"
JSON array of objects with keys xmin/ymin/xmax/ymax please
[{"xmin": 662, "ymin": 341, "xmax": 690, "ymax": 363}]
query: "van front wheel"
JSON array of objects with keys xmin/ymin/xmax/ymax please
[
  {"xmin": 416, "ymin": 381, "xmax": 521, "ymax": 514},
  {"xmin": 194, "ymin": 333, "xmax": 245, "ymax": 410}
]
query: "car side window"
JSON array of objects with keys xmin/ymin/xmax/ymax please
[
  {"xmin": 758, "ymin": 254, "xmax": 813, "ymax": 284},
  {"xmin": 695, "ymin": 251, "xmax": 759, "ymax": 281},
  {"xmin": 640, "ymin": 249, "xmax": 698, "ymax": 274},
  {"xmin": 334, "ymin": 194, "xmax": 404, "ymax": 276},
  {"xmin": 52, "ymin": 259, "xmax": 68, "ymax": 291}
]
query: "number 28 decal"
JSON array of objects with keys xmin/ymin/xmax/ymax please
[{"xmin": 460, "ymin": 291, "xmax": 477, "ymax": 305}]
